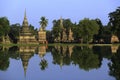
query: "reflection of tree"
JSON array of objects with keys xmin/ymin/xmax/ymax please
[
  {"xmin": 0, "ymin": 46, "xmax": 20, "ymax": 71},
  {"xmin": 38, "ymin": 46, "xmax": 48, "ymax": 70},
  {"xmin": 8, "ymin": 46, "xmax": 20, "ymax": 60},
  {"xmin": 40, "ymin": 59, "xmax": 48, "ymax": 70},
  {"xmin": 72, "ymin": 46, "xmax": 100, "ymax": 71},
  {"xmin": 51, "ymin": 46, "xmax": 72, "ymax": 68},
  {"xmin": 108, "ymin": 46, "xmax": 120, "ymax": 80},
  {"xmin": 50, "ymin": 46, "xmax": 101, "ymax": 70},
  {"xmin": 0, "ymin": 47, "xmax": 9, "ymax": 71},
  {"xmin": 93, "ymin": 46, "xmax": 112, "ymax": 59}
]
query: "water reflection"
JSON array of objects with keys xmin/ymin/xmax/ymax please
[
  {"xmin": 108, "ymin": 46, "xmax": 120, "ymax": 80},
  {"xmin": 19, "ymin": 46, "xmax": 36, "ymax": 76},
  {"xmin": 0, "ymin": 45, "xmax": 120, "ymax": 80},
  {"xmin": 50, "ymin": 46, "xmax": 101, "ymax": 70},
  {"xmin": 38, "ymin": 46, "xmax": 48, "ymax": 70},
  {"xmin": 0, "ymin": 46, "xmax": 9, "ymax": 71}
]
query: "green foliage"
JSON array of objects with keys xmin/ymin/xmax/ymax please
[
  {"xmin": 52, "ymin": 20, "xmax": 62, "ymax": 40},
  {"xmin": 78, "ymin": 18, "xmax": 99, "ymax": 43},
  {"xmin": 0, "ymin": 17, "xmax": 10, "ymax": 37},
  {"xmin": 29, "ymin": 24, "xmax": 38, "ymax": 35},
  {"xmin": 9, "ymin": 23, "xmax": 21, "ymax": 43},
  {"xmin": 52, "ymin": 19, "xmax": 74, "ymax": 42},
  {"xmin": 46, "ymin": 30, "xmax": 53, "ymax": 42},
  {"xmin": 93, "ymin": 19, "xmax": 104, "ymax": 41},
  {"xmin": 39, "ymin": 16, "xmax": 48, "ymax": 30},
  {"xmin": 9, "ymin": 23, "xmax": 21, "ymax": 38},
  {"xmin": 63, "ymin": 19, "xmax": 73, "ymax": 35},
  {"xmin": 72, "ymin": 23, "xmax": 82, "ymax": 41},
  {"xmin": 109, "ymin": 7, "xmax": 120, "ymax": 39}
]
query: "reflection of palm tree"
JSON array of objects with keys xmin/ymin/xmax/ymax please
[{"xmin": 39, "ymin": 59, "xmax": 48, "ymax": 70}]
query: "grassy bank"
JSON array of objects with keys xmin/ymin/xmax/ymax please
[{"xmin": 0, "ymin": 43, "xmax": 120, "ymax": 47}]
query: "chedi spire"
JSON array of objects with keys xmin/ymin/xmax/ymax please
[{"xmin": 23, "ymin": 9, "xmax": 28, "ymax": 27}]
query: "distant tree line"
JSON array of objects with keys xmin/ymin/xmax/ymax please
[{"xmin": 0, "ymin": 7, "xmax": 120, "ymax": 44}]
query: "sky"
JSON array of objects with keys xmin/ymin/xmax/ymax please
[{"xmin": 0, "ymin": 0, "xmax": 120, "ymax": 30}]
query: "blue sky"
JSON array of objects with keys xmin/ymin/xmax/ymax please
[{"xmin": 0, "ymin": 0, "xmax": 120, "ymax": 30}]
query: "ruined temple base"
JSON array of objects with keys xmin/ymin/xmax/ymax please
[
  {"xmin": 111, "ymin": 35, "xmax": 119, "ymax": 43},
  {"xmin": 38, "ymin": 40, "xmax": 48, "ymax": 44}
]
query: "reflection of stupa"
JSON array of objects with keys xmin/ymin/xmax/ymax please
[
  {"xmin": 111, "ymin": 45, "xmax": 119, "ymax": 53},
  {"xmin": 67, "ymin": 46, "xmax": 74, "ymax": 57},
  {"xmin": 19, "ymin": 46, "xmax": 36, "ymax": 76},
  {"xmin": 60, "ymin": 56, "xmax": 63, "ymax": 68},
  {"xmin": 19, "ymin": 10, "xmax": 38, "ymax": 44},
  {"xmin": 38, "ymin": 46, "xmax": 46, "ymax": 58}
]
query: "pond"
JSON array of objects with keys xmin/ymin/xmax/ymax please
[{"xmin": 0, "ymin": 45, "xmax": 120, "ymax": 80}]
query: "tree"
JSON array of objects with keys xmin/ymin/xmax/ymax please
[
  {"xmin": 0, "ymin": 17, "xmax": 10, "ymax": 43},
  {"xmin": 93, "ymin": 18, "xmax": 104, "ymax": 43},
  {"xmin": 29, "ymin": 24, "xmax": 38, "ymax": 35},
  {"xmin": 109, "ymin": 7, "xmax": 120, "ymax": 39},
  {"xmin": 52, "ymin": 18, "xmax": 74, "ymax": 42},
  {"xmin": 46, "ymin": 30, "xmax": 54, "ymax": 43},
  {"xmin": 52, "ymin": 19, "xmax": 61, "ymax": 41},
  {"xmin": 9, "ymin": 23, "xmax": 21, "ymax": 43},
  {"xmin": 39, "ymin": 16, "xmax": 48, "ymax": 30},
  {"xmin": 63, "ymin": 19, "xmax": 73, "ymax": 37},
  {"xmin": 72, "ymin": 23, "xmax": 82, "ymax": 42},
  {"xmin": 78, "ymin": 18, "xmax": 99, "ymax": 43}
]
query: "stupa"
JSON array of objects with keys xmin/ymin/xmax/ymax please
[{"xmin": 19, "ymin": 10, "xmax": 38, "ymax": 44}]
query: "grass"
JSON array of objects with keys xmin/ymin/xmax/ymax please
[{"xmin": 0, "ymin": 43, "xmax": 120, "ymax": 47}]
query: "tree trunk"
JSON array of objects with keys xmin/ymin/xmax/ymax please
[
  {"xmin": 2, "ymin": 36, "xmax": 5, "ymax": 44},
  {"xmin": 87, "ymin": 35, "xmax": 89, "ymax": 44}
]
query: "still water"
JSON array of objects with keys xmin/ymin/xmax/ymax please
[{"xmin": 0, "ymin": 45, "xmax": 119, "ymax": 80}]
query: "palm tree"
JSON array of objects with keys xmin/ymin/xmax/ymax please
[{"xmin": 39, "ymin": 16, "xmax": 48, "ymax": 30}]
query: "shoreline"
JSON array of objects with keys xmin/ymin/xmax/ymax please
[{"xmin": 0, "ymin": 43, "xmax": 120, "ymax": 46}]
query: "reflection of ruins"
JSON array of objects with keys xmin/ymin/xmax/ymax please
[
  {"xmin": 1, "ymin": 46, "xmax": 10, "ymax": 51},
  {"xmin": 54, "ymin": 45, "xmax": 74, "ymax": 57},
  {"xmin": 38, "ymin": 46, "xmax": 47, "ymax": 58},
  {"xmin": 38, "ymin": 45, "xmax": 48, "ymax": 70},
  {"xmin": 51, "ymin": 45, "xmax": 74, "ymax": 68},
  {"xmin": 111, "ymin": 45, "xmax": 119, "ymax": 53},
  {"xmin": 19, "ymin": 46, "xmax": 36, "ymax": 76},
  {"xmin": 51, "ymin": 46, "xmax": 102, "ymax": 70}
]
